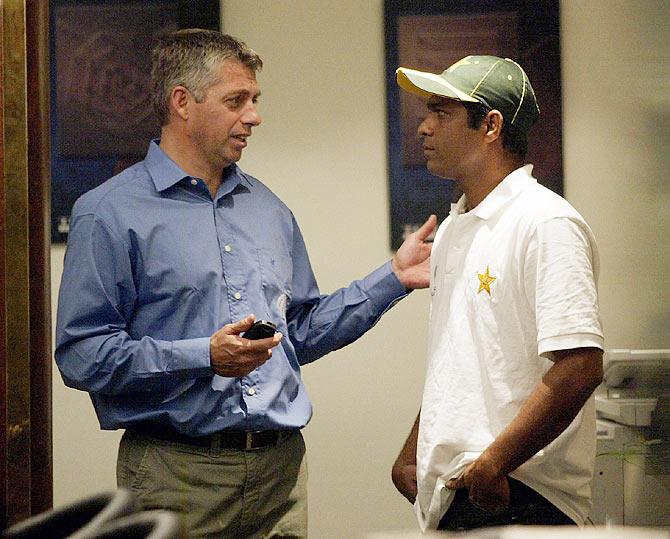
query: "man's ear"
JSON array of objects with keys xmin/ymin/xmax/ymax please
[
  {"xmin": 484, "ymin": 110, "xmax": 504, "ymax": 142},
  {"xmin": 170, "ymin": 86, "xmax": 191, "ymax": 121}
]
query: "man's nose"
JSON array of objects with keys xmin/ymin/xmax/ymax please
[
  {"xmin": 243, "ymin": 104, "xmax": 262, "ymax": 126},
  {"xmin": 418, "ymin": 118, "xmax": 431, "ymax": 137}
]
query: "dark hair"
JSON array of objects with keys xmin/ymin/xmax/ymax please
[
  {"xmin": 462, "ymin": 101, "xmax": 528, "ymax": 159},
  {"xmin": 151, "ymin": 29, "xmax": 263, "ymax": 126}
]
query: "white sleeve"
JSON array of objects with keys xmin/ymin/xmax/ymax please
[{"xmin": 524, "ymin": 217, "xmax": 604, "ymax": 358}]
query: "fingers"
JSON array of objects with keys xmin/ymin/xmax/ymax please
[
  {"xmin": 413, "ymin": 214, "xmax": 437, "ymax": 241},
  {"xmin": 222, "ymin": 314, "xmax": 256, "ymax": 335},
  {"xmin": 210, "ymin": 318, "xmax": 283, "ymax": 378},
  {"xmin": 226, "ymin": 333, "xmax": 282, "ymax": 361},
  {"xmin": 447, "ymin": 472, "xmax": 509, "ymax": 513},
  {"xmin": 241, "ymin": 331, "xmax": 283, "ymax": 352},
  {"xmin": 446, "ymin": 476, "xmax": 464, "ymax": 490},
  {"xmin": 210, "ymin": 342, "xmax": 271, "ymax": 377}
]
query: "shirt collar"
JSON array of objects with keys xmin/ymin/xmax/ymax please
[
  {"xmin": 144, "ymin": 139, "xmax": 243, "ymax": 196},
  {"xmin": 452, "ymin": 164, "xmax": 536, "ymax": 220}
]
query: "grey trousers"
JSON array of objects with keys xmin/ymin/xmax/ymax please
[{"xmin": 117, "ymin": 429, "xmax": 308, "ymax": 538}]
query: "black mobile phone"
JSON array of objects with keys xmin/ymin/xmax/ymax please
[{"xmin": 243, "ymin": 320, "xmax": 277, "ymax": 340}]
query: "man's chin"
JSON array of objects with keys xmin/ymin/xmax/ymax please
[
  {"xmin": 223, "ymin": 150, "xmax": 243, "ymax": 166},
  {"xmin": 426, "ymin": 162, "xmax": 448, "ymax": 179}
]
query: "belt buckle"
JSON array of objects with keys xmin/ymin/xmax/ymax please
[{"xmin": 246, "ymin": 431, "xmax": 253, "ymax": 450}]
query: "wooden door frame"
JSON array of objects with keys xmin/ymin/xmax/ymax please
[{"xmin": 1, "ymin": 0, "xmax": 53, "ymax": 527}]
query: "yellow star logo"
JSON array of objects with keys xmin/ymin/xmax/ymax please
[
  {"xmin": 449, "ymin": 57, "xmax": 471, "ymax": 72},
  {"xmin": 477, "ymin": 266, "xmax": 496, "ymax": 295}
]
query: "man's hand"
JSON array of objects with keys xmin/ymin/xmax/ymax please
[
  {"xmin": 210, "ymin": 315, "xmax": 283, "ymax": 377},
  {"xmin": 392, "ymin": 215, "xmax": 437, "ymax": 289},
  {"xmin": 447, "ymin": 458, "xmax": 510, "ymax": 514},
  {"xmin": 392, "ymin": 411, "xmax": 421, "ymax": 504},
  {"xmin": 392, "ymin": 462, "xmax": 418, "ymax": 504},
  {"xmin": 445, "ymin": 348, "xmax": 602, "ymax": 515}
]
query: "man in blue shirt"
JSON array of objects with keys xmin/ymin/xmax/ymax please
[{"xmin": 55, "ymin": 29, "xmax": 435, "ymax": 538}]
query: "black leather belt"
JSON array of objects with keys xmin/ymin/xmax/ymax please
[{"xmin": 130, "ymin": 423, "xmax": 292, "ymax": 450}]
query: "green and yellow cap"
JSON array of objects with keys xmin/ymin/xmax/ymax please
[{"xmin": 397, "ymin": 55, "xmax": 540, "ymax": 135}]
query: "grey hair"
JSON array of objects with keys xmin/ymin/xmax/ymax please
[{"xmin": 151, "ymin": 29, "xmax": 262, "ymax": 126}]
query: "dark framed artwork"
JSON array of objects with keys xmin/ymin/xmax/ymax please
[
  {"xmin": 384, "ymin": 0, "xmax": 562, "ymax": 249},
  {"xmin": 50, "ymin": 0, "xmax": 220, "ymax": 243}
]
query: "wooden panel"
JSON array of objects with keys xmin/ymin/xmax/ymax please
[
  {"xmin": 0, "ymin": 1, "xmax": 53, "ymax": 525},
  {"xmin": 27, "ymin": 0, "xmax": 53, "ymax": 515},
  {"xmin": 0, "ymin": 2, "xmax": 7, "ymax": 531},
  {"xmin": 2, "ymin": 0, "xmax": 32, "ymax": 525}
]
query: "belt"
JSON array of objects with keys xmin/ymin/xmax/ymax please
[{"xmin": 129, "ymin": 423, "xmax": 292, "ymax": 451}]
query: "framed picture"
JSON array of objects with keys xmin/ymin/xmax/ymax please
[
  {"xmin": 50, "ymin": 0, "xmax": 220, "ymax": 243},
  {"xmin": 384, "ymin": 0, "xmax": 562, "ymax": 249}
]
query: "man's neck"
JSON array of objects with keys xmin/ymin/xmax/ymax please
[
  {"xmin": 159, "ymin": 131, "xmax": 225, "ymax": 197},
  {"xmin": 459, "ymin": 159, "xmax": 523, "ymax": 212}
]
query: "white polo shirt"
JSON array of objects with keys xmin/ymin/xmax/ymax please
[{"xmin": 415, "ymin": 165, "xmax": 604, "ymax": 530}]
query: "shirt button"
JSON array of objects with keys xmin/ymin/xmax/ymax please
[
  {"xmin": 233, "ymin": 292, "xmax": 242, "ymax": 300},
  {"xmin": 224, "ymin": 245, "xmax": 232, "ymax": 252},
  {"xmin": 190, "ymin": 179, "xmax": 197, "ymax": 186},
  {"xmin": 247, "ymin": 387, "xmax": 256, "ymax": 396}
]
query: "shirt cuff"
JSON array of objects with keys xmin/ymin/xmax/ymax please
[
  {"xmin": 169, "ymin": 337, "xmax": 213, "ymax": 374},
  {"xmin": 363, "ymin": 260, "xmax": 411, "ymax": 311},
  {"xmin": 539, "ymin": 333, "xmax": 604, "ymax": 360}
]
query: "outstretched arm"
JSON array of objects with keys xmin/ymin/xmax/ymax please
[{"xmin": 287, "ymin": 215, "xmax": 436, "ymax": 364}]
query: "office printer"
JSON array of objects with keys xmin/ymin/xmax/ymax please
[{"xmin": 590, "ymin": 349, "xmax": 670, "ymax": 526}]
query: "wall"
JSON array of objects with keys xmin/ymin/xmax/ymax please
[
  {"xmin": 51, "ymin": 244, "xmax": 124, "ymax": 506},
  {"xmin": 560, "ymin": 0, "xmax": 669, "ymax": 348},
  {"xmin": 51, "ymin": 1, "xmax": 670, "ymax": 537}
]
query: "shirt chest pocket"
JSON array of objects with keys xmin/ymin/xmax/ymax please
[{"xmin": 257, "ymin": 248, "xmax": 293, "ymax": 320}]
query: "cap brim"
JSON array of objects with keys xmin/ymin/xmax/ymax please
[{"xmin": 396, "ymin": 67, "xmax": 479, "ymax": 103}]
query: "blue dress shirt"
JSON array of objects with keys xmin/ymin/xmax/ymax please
[{"xmin": 56, "ymin": 141, "xmax": 408, "ymax": 435}]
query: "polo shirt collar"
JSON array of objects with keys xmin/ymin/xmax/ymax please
[
  {"xmin": 144, "ymin": 139, "xmax": 242, "ymax": 195},
  {"xmin": 453, "ymin": 165, "xmax": 536, "ymax": 220}
]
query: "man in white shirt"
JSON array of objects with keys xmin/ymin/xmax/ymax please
[{"xmin": 391, "ymin": 56, "xmax": 604, "ymax": 532}]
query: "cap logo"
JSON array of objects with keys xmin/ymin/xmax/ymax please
[{"xmin": 448, "ymin": 57, "xmax": 471, "ymax": 72}]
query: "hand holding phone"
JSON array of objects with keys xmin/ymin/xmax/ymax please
[{"xmin": 242, "ymin": 320, "xmax": 277, "ymax": 340}]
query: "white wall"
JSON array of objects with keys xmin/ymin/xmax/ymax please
[
  {"xmin": 51, "ymin": 244, "xmax": 124, "ymax": 503},
  {"xmin": 560, "ymin": 0, "xmax": 670, "ymax": 348},
  {"xmin": 51, "ymin": 1, "xmax": 670, "ymax": 537}
]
